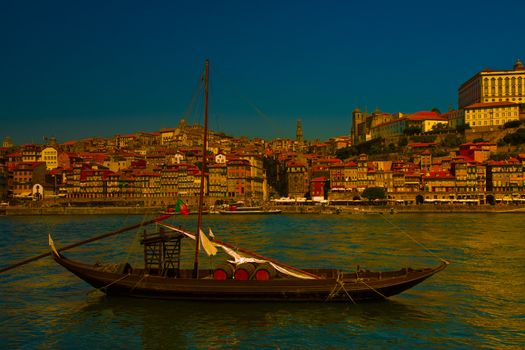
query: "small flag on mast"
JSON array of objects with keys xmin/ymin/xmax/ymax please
[{"xmin": 174, "ymin": 199, "xmax": 190, "ymax": 215}]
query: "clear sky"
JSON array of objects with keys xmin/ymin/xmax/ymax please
[{"xmin": 2, "ymin": 0, "xmax": 524, "ymax": 145}]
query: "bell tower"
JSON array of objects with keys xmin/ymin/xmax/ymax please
[{"xmin": 296, "ymin": 119, "xmax": 303, "ymax": 143}]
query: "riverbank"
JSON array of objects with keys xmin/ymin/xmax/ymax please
[
  {"xmin": 276, "ymin": 203, "xmax": 525, "ymax": 214},
  {"xmin": 1, "ymin": 206, "xmax": 162, "ymax": 216},
  {"xmin": 2, "ymin": 204, "xmax": 525, "ymax": 215}
]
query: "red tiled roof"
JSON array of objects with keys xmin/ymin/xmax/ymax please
[
  {"xmin": 317, "ymin": 158, "xmax": 343, "ymax": 164},
  {"xmin": 465, "ymin": 101, "xmax": 519, "ymax": 109},
  {"xmin": 406, "ymin": 111, "xmax": 444, "ymax": 121},
  {"xmin": 408, "ymin": 142, "xmax": 437, "ymax": 148},
  {"xmin": 14, "ymin": 161, "xmax": 46, "ymax": 169},
  {"xmin": 439, "ymin": 110, "xmax": 456, "ymax": 118},
  {"xmin": 62, "ymin": 140, "xmax": 78, "ymax": 146},
  {"xmin": 287, "ymin": 161, "xmax": 306, "ymax": 167},
  {"xmin": 312, "ymin": 176, "xmax": 327, "ymax": 182},
  {"xmin": 49, "ymin": 168, "xmax": 60, "ymax": 175}
]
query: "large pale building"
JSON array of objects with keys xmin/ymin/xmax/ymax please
[
  {"xmin": 464, "ymin": 101, "xmax": 521, "ymax": 128},
  {"xmin": 458, "ymin": 59, "xmax": 525, "ymax": 109},
  {"xmin": 457, "ymin": 59, "xmax": 525, "ymax": 129}
]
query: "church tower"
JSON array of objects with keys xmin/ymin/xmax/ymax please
[
  {"xmin": 296, "ymin": 119, "xmax": 303, "ymax": 143},
  {"xmin": 351, "ymin": 108, "xmax": 365, "ymax": 145}
]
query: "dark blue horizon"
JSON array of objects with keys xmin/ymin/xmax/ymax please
[{"xmin": 1, "ymin": 0, "xmax": 524, "ymax": 145}]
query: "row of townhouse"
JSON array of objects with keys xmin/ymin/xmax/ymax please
[
  {"xmin": 1, "ymin": 138, "xmax": 269, "ymax": 204},
  {"xmin": 282, "ymin": 151, "xmax": 525, "ymax": 205},
  {"xmin": 54, "ymin": 152, "xmax": 268, "ymax": 206}
]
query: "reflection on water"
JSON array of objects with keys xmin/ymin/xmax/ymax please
[
  {"xmin": 67, "ymin": 296, "xmax": 434, "ymax": 349},
  {"xmin": 1, "ymin": 213, "xmax": 524, "ymax": 349}
]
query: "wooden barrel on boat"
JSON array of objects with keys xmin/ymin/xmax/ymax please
[
  {"xmin": 213, "ymin": 263, "xmax": 235, "ymax": 280},
  {"xmin": 234, "ymin": 263, "xmax": 256, "ymax": 280},
  {"xmin": 254, "ymin": 263, "xmax": 277, "ymax": 280}
]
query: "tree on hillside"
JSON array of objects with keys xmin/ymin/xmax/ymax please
[
  {"xmin": 456, "ymin": 124, "xmax": 470, "ymax": 133},
  {"xmin": 338, "ymin": 138, "xmax": 387, "ymax": 158},
  {"xmin": 431, "ymin": 123, "xmax": 448, "ymax": 133},
  {"xmin": 403, "ymin": 126, "xmax": 422, "ymax": 136},
  {"xmin": 361, "ymin": 187, "xmax": 386, "ymax": 201},
  {"xmin": 398, "ymin": 136, "xmax": 408, "ymax": 148},
  {"xmin": 503, "ymin": 120, "xmax": 522, "ymax": 129},
  {"xmin": 335, "ymin": 146, "xmax": 354, "ymax": 160},
  {"xmin": 502, "ymin": 128, "xmax": 525, "ymax": 145},
  {"xmin": 411, "ymin": 135, "xmax": 437, "ymax": 143},
  {"xmin": 441, "ymin": 134, "xmax": 464, "ymax": 148}
]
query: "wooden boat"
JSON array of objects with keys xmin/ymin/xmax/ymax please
[
  {"xmin": 159, "ymin": 210, "xmax": 209, "ymax": 215},
  {"xmin": 48, "ymin": 229, "xmax": 448, "ymax": 302},
  {"xmin": 48, "ymin": 60, "xmax": 448, "ymax": 303},
  {"xmin": 219, "ymin": 206, "xmax": 282, "ymax": 215}
]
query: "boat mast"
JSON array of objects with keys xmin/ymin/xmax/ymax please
[{"xmin": 193, "ymin": 59, "xmax": 209, "ymax": 279}]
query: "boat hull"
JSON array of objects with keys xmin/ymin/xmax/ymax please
[
  {"xmin": 218, "ymin": 210, "xmax": 282, "ymax": 215},
  {"xmin": 51, "ymin": 249, "xmax": 447, "ymax": 302}
]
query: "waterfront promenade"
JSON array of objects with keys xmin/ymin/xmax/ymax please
[{"xmin": 2, "ymin": 203, "xmax": 525, "ymax": 215}]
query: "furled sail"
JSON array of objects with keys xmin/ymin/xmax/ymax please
[
  {"xmin": 159, "ymin": 223, "xmax": 316, "ymax": 279},
  {"xmin": 199, "ymin": 229, "xmax": 218, "ymax": 256}
]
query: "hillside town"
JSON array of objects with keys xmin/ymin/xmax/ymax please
[{"xmin": 1, "ymin": 59, "xmax": 525, "ymax": 210}]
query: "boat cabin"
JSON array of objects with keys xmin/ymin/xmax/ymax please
[{"xmin": 140, "ymin": 227, "xmax": 184, "ymax": 277}]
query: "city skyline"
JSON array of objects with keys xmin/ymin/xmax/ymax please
[{"xmin": 2, "ymin": 0, "xmax": 524, "ymax": 145}]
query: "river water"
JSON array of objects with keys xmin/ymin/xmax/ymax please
[{"xmin": 0, "ymin": 213, "xmax": 523, "ymax": 349}]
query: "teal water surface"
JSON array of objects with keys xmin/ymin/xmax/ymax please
[{"xmin": 0, "ymin": 213, "xmax": 524, "ymax": 349}]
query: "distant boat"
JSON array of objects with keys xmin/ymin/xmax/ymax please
[
  {"xmin": 48, "ymin": 60, "xmax": 447, "ymax": 303},
  {"xmin": 159, "ymin": 209, "xmax": 209, "ymax": 216},
  {"xmin": 219, "ymin": 206, "xmax": 282, "ymax": 215}
]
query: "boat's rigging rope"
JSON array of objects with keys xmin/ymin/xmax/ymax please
[
  {"xmin": 358, "ymin": 278, "xmax": 387, "ymax": 299},
  {"xmin": 379, "ymin": 213, "xmax": 449, "ymax": 264},
  {"xmin": 326, "ymin": 272, "xmax": 356, "ymax": 304},
  {"xmin": 88, "ymin": 273, "xmax": 131, "ymax": 295},
  {"xmin": 211, "ymin": 70, "xmax": 287, "ymax": 137},
  {"xmin": 181, "ymin": 71, "xmax": 205, "ymax": 126},
  {"xmin": 129, "ymin": 274, "xmax": 146, "ymax": 293},
  {"xmin": 122, "ymin": 212, "xmax": 149, "ymax": 265}
]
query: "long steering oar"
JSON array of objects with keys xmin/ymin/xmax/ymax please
[{"xmin": 0, "ymin": 214, "xmax": 172, "ymax": 274}]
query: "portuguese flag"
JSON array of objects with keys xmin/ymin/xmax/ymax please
[{"xmin": 174, "ymin": 199, "xmax": 190, "ymax": 215}]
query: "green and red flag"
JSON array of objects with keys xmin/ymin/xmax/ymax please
[{"xmin": 175, "ymin": 199, "xmax": 190, "ymax": 215}]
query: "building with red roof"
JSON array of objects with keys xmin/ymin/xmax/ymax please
[
  {"xmin": 458, "ymin": 59, "xmax": 525, "ymax": 109},
  {"xmin": 310, "ymin": 176, "xmax": 328, "ymax": 201}
]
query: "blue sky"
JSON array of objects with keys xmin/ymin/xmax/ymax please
[{"xmin": 1, "ymin": 0, "xmax": 524, "ymax": 145}]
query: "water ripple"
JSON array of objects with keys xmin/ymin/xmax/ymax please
[{"xmin": 1, "ymin": 213, "xmax": 524, "ymax": 349}]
